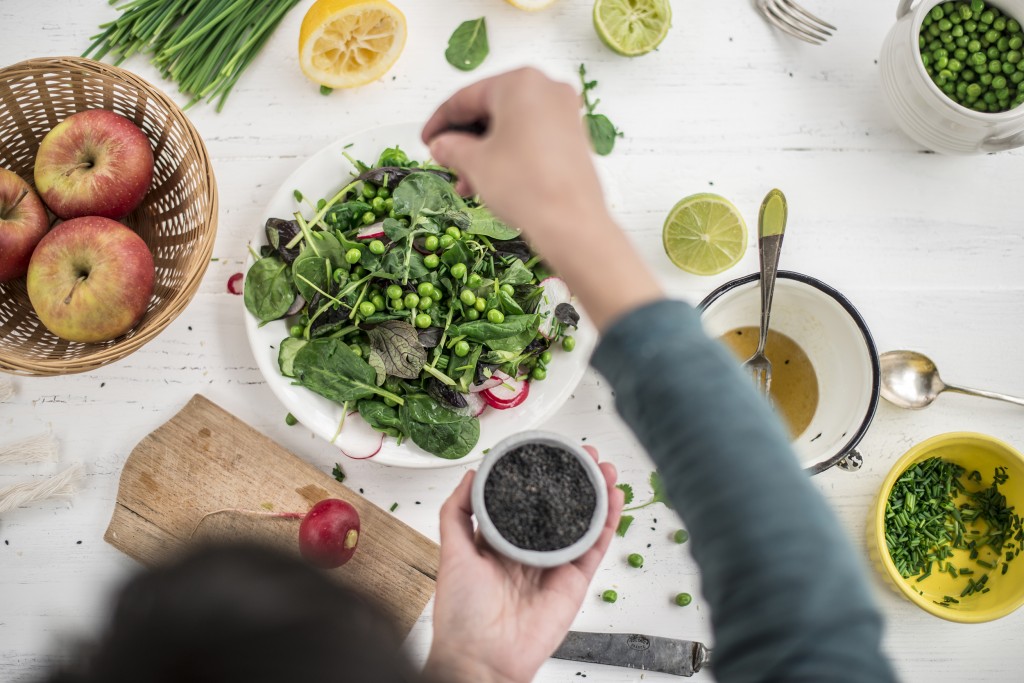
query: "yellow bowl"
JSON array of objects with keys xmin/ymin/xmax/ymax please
[{"xmin": 870, "ymin": 432, "xmax": 1024, "ymax": 623}]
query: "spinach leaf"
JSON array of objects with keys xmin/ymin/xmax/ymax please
[
  {"xmin": 498, "ymin": 290, "xmax": 524, "ymax": 315},
  {"xmin": 500, "ymin": 259, "xmax": 534, "ymax": 285},
  {"xmin": 278, "ymin": 337, "xmax": 307, "ymax": 378},
  {"xmin": 441, "ymin": 239, "xmax": 472, "ymax": 268},
  {"xmin": 393, "ymin": 171, "xmax": 463, "ymax": 221},
  {"xmin": 512, "ymin": 283, "xmax": 543, "ymax": 314},
  {"xmin": 366, "ymin": 320, "xmax": 427, "ymax": 380},
  {"xmin": 292, "ymin": 338, "xmax": 401, "ymax": 404},
  {"xmin": 465, "ymin": 206, "xmax": 519, "ymax": 240},
  {"xmin": 356, "ymin": 166, "xmax": 454, "ymax": 191},
  {"xmin": 383, "ymin": 217, "xmax": 411, "ymax": 243},
  {"xmin": 400, "ymin": 395, "xmax": 479, "ymax": 459},
  {"xmin": 579, "ymin": 64, "xmax": 623, "ymax": 156},
  {"xmin": 445, "ymin": 17, "xmax": 489, "ymax": 72},
  {"xmin": 452, "ymin": 314, "xmax": 540, "ymax": 354},
  {"xmin": 326, "ymin": 200, "xmax": 373, "ymax": 230},
  {"xmin": 382, "ymin": 248, "xmax": 428, "ymax": 280},
  {"xmin": 356, "ymin": 400, "xmax": 404, "ymax": 437},
  {"xmin": 244, "ymin": 256, "xmax": 296, "ymax": 324},
  {"xmin": 265, "ymin": 218, "xmax": 302, "ymax": 264},
  {"xmin": 292, "ymin": 253, "xmax": 330, "ymax": 302}
]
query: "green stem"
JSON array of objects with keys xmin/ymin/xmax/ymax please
[{"xmin": 422, "ymin": 364, "xmax": 456, "ymax": 387}]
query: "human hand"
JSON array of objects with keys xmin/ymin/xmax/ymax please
[{"xmin": 423, "ymin": 445, "xmax": 624, "ymax": 683}]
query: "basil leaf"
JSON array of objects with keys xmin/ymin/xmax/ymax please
[
  {"xmin": 292, "ymin": 338, "xmax": 384, "ymax": 403},
  {"xmin": 465, "ymin": 206, "xmax": 519, "ymax": 240},
  {"xmin": 585, "ymin": 113, "xmax": 622, "ymax": 156},
  {"xmin": 244, "ymin": 256, "xmax": 296, "ymax": 324},
  {"xmin": 445, "ymin": 17, "xmax": 489, "ymax": 72},
  {"xmin": 366, "ymin": 320, "xmax": 428, "ymax": 380},
  {"xmin": 278, "ymin": 337, "xmax": 307, "ymax": 378}
]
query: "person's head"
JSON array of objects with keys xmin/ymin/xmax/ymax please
[{"xmin": 44, "ymin": 543, "xmax": 418, "ymax": 683}]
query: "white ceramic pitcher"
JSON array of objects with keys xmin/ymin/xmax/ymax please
[{"xmin": 880, "ymin": 0, "xmax": 1024, "ymax": 154}]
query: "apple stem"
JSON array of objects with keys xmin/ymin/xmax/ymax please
[
  {"xmin": 0, "ymin": 188, "xmax": 28, "ymax": 221},
  {"xmin": 63, "ymin": 162, "xmax": 93, "ymax": 177},
  {"xmin": 63, "ymin": 275, "xmax": 87, "ymax": 305}
]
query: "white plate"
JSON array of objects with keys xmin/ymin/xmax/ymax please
[{"xmin": 244, "ymin": 122, "xmax": 597, "ymax": 468}]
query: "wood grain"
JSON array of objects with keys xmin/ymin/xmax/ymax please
[{"xmin": 104, "ymin": 394, "xmax": 439, "ymax": 636}]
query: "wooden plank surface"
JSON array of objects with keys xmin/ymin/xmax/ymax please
[{"xmin": 104, "ymin": 394, "xmax": 438, "ymax": 636}]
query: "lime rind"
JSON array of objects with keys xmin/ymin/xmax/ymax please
[
  {"xmin": 593, "ymin": 0, "xmax": 672, "ymax": 57},
  {"xmin": 662, "ymin": 194, "xmax": 748, "ymax": 276}
]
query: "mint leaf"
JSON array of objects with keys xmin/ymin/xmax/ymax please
[{"xmin": 446, "ymin": 18, "xmax": 489, "ymax": 71}]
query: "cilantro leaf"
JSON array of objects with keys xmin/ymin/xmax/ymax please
[
  {"xmin": 616, "ymin": 482, "xmax": 635, "ymax": 505},
  {"xmin": 331, "ymin": 463, "xmax": 346, "ymax": 484}
]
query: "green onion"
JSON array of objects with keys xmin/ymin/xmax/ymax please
[{"xmin": 84, "ymin": 0, "xmax": 301, "ymax": 111}]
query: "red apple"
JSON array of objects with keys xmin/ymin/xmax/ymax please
[
  {"xmin": 34, "ymin": 110, "xmax": 154, "ymax": 220},
  {"xmin": 0, "ymin": 168, "xmax": 50, "ymax": 282},
  {"xmin": 27, "ymin": 217, "xmax": 154, "ymax": 343}
]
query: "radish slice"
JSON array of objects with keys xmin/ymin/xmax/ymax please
[
  {"xmin": 356, "ymin": 223, "xmax": 385, "ymax": 240},
  {"xmin": 337, "ymin": 415, "xmax": 385, "ymax": 459},
  {"xmin": 285, "ymin": 294, "xmax": 306, "ymax": 317},
  {"xmin": 481, "ymin": 372, "xmax": 530, "ymax": 409},
  {"xmin": 455, "ymin": 392, "xmax": 487, "ymax": 418},
  {"xmin": 227, "ymin": 272, "xmax": 244, "ymax": 295},
  {"xmin": 537, "ymin": 277, "xmax": 571, "ymax": 339},
  {"xmin": 469, "ymin": 376, "xmax": 503, "ymax": 393}
]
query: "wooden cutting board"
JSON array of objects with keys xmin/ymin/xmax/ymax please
[{"xmin": 105, "ymin": 394, "xmax": 439, "ymax": 636}]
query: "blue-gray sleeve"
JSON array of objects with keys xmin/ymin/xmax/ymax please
[{"xmin": 591, "ymin": 300, "xmax": 896, "ymax": 683}]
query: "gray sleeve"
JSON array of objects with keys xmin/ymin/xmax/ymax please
[{"xmin": 590, "ymin": 299, "xmax": 897, "ymax": 683}]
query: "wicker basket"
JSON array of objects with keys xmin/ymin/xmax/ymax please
[{"xmin": 0, "ymin": 57, "xmax": 217, "ymax": 376}]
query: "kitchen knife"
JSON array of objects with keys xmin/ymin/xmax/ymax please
[{"xmin": 552, "ymin": 631, "xmax": 712, "ymax": 677}]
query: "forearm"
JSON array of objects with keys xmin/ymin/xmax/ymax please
[
  {"xmin": 593, "ymin": 301, "xmax": 896, "ymax": 683},
  {"xmin": 422, "ymin": 651, "xmax": 517, "ymax": 683}
]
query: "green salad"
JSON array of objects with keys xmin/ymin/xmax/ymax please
[{"xmin": 244, "ymin": 146, "xmax": 580, "ymax": 460}]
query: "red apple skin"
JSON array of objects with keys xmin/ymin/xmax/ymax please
[
  {"xmin": 26, "ymin": 217, "xmax": 154, "ymax": 343},
  {"xmin": 0, "ymin": 169, "xmax": 50, "ymax": 282},
  {"xmin": 34, "ymin": 110, "xmax": 154, "ymax": 221}
]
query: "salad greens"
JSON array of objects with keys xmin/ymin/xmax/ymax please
[
  {"xmin": 446, "ymin": 18, "xmax": 490, "ymax": 71},
  {"xmin": 580, "ymin": 64, "xmax": 624, "ymax": 156},
  {"xmin": 245, "ymin": 145, "xmax": 580, "ymax": 460}
]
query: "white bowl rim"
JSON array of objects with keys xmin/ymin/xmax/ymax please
[{"xmin": 697, "ymin": 270, "xmax": 881, "ymax": 475}]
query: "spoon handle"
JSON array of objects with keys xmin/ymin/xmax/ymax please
[
  {"xmin": 944, "ymin": 384, "xmax": 1024, "ymax": 408},
  {"xmin": 755, "ymin": 189, "xmax": 787, "ymax": 354}
]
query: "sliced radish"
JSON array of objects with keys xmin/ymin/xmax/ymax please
[
  {"xmin": 285, "ymin": 294, "xmax": 306, "ymax": 317},
  {"xmin": 537, "ymin": 277, "xmax": 571, "ymax": 339},
  {"xmin": 227, "ymin": 272, "xmax": 244, "ymax": 295},
  {"xmin": 469, "ymin": 376, "xmax": 503, "ymax": 393},
  {"xmin": 337, "ymin": 414, "xmax": 385, "ymax": 459},
  {"xmin": 356, "ymin": 223, "xmax": 385, "ymax": 240},
  {"xmin": 481, "ymin": 372, "xmax": 530, "ymax": 409},
  {"xmin": 454, "ymin": 392, "xmax": 487, "ymax": 418}
]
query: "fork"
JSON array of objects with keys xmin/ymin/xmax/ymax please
[
  {"xmin": 743, "ymin": 189, "xmax": 788, "ymax": 398},
  {"xmin": 755, "ymin": 0, "xmax": 837, "ymax": 45}
]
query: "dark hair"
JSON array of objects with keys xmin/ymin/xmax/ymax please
[{"xmin": 43, "ymin": 544, "xmax": 419, "ymax": 683}]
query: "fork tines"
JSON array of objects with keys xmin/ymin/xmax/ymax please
[{"xmin": 760, "ymin": 0, "xmax": 837, "ymax": 45}]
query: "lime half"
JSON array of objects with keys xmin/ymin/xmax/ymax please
[
  {"xmin": 662, "ymin": 194, "xmax": 748, "ymax": 276},
  {"xmin": 593, "ymin": 0, "xmax": 672, "ymax": 57}
]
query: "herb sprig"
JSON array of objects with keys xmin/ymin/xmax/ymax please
[
  {"xmin": 580, "ymin": 64, "xmax": 624, "ymax": 156},
  {"xmin": 615, "ymin": 472, "xmax": 671, "ymax": 537}
]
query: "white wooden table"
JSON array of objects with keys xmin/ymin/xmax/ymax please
[{"xmin": 2, "ymin": 1, "xmax": 1023, "ymax": 680}]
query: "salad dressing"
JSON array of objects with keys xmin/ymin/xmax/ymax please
[{"xmin": 719, "ymin": 327, "xmax": 818, "ymax": 439}]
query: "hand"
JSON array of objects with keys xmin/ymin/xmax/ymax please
[
  {"xmin": 422, "ymin": 69, "xmax": 663, "ymax": 331},
  {"xmin": 423, "ymin": 446, "xmax": 624, "ymax": 683}
]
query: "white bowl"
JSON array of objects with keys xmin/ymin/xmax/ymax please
[
  {"xmin": 699, "ymin": 272, "xmax": 880, "ymax": 474},
  {"xmin": 471, "ymin": 431, "xmax": 608, "ymax": 568}
]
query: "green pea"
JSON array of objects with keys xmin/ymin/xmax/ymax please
[
  {"xmin": 345, "ymin": 248, "xmax": 362, "ymax": 264},
  {"xmin": 531, "ymin": 366, "xmax": 547, "ymax": 381},
  {"xmin": 562, "ymin": 336, "xmax": 576, "ymax": 352},
  {"xmin": 954, "ymin": 48, "xmax": 968, "ymax": 60},
  {"xmin": 468, "ymin": 273, "xmax": 482, "ymax": 287},
  {"xmin": 601, "ymin": 590, "xmax": 618, "ymax": 604},
  {"xmin": 387, "ymin": 284, "xmax": 403, "ymax": 300},
  {"xmin": 384, "ymin": 197, "xmax": 394, "ymax": 211},
  {"xmin": 369, "ymin": 295, "xmax": 384, "ymax": 310},
  {"xmin": 1010, "ymin": 36, "xmax": 1023, "ymax": 50},
  {"xmin": 627, "ymin": 553, "xmax": 644, "ymax": 568},
  {"xmin": 993, "ymin": 75, "xmax": 1008, "ymax": 88},
  {"xmin": 674, "ymin": 529, "xmax": 690, "ymax": 544},
  {"xmin": 333, "ymin": 269, "xmax": 347, "ymax": 284},
  {"xmin": 424, "ymin": 235, "xmax": 440, "ymax": 251},
  {"xmin": 424, "ymin": 254, "xmax": 440, "ymax": 269},
  {"xmin": 289, "ymin": 324, "xmax": 304, "ymax": 338},
  {"xmin": 450, "ymin": 263, "xmax": 467, "ymax": 279},
  {"xmin": 675, "ymin": 593, "xmax": 693, "ymax": 607},
  {"xmin": 949, "ymin": 58, "xmax": 963, "ymax": 71},
  {"xmin": 285, "ymin": 413, "xmax": 298, "ymax": 426},
  {"xmin": 371, "ymin": 196, "xmax": 387, "ymax": 214},
  {"xmin": 417, "ymin": 282, "xmax": 434, "ymax": 298},
  {"xmin": 369, "ymin": 239, "xmax": 386, "ymax": 255},
  {"xmin": 540, "ymin": 350, "xmax": 553, "ymax": 364},
  {"xmin": 419, "ymin": 296, "xmax": 433, "ymax": 309},
  {"xmin": 445, "ymin": 226, "xmax": 462, "ymax": 240},
  {"xmin": 384, "ymin": 397, "xmax": 398, "ymax": 407},
  {"xmin": 935, "ymin": 55, "xmax": 950, "ymax": 69},
  {"xmin": 353, "ymin": 266, "xmax": 366, "ymax": 277},
  {"xmin": 460, "ymin": 289, "xmax": 477, "ymax": 306},
  {"xmin": 358, "ymin": 301, "xmax": 376, "ymax": 317},
  {"xmin": 967, "ymin": 82, "xmax": 984, "ymax": 97},
  {"xmin": 473, "ymin": 298, "xmax": 487, "ymax": 312},
  {"xmin": 939, "ymin": 18, "xmax": 953, "ymax": 31},
  {"xmin": 361, "ymin": 183, "xmax": 377, "ymax": 200},
  {"xmin": 404, "ymin": 293, "xmax": 420, "ymax": 309},
  {"xmin": 349, "ymin": 344, "xmax": 363, "ymax": 357},
  {"xmin": 439, "ymin": 234, "xmax": 455, "ymax": 249},
  {"xmin": 390, "ymin": 298, "xmax": 405, "ymax": 311},
  {"xmin": 487, "ymin": 309, "xmax": 505, "ymax": 324},
  {"xmin": 995, "ymin": 16, "xmax": 1007, "ymax": 31},
  {"xmin": 454, "ymin": 341, "xmax": 471, "ymax": 358},
  {"xmin": 465, "ymin": 308, "xmax": 480, "ymax": 321},
  {"xmin": 1008, "ymin": 50, "xmax": 1022, "ymax": 63},
  {"xmin": 376, "ymin": 187, "xmax": 390, "ymax": 200},
  {"xmin": 969, "ymin": 39, "xmax": 982, "ymax": 52},
  {"xmin": 932, "ymin": 6, "xmax": 945, "ymax": 21},
  {"xmin": 500, "ymin": 283, "xmax": 516, "ymax": 296},
  {"xmin": 1009, "ymin": 19, "xmax": 1022, "ymax": 33},
  {"xmin": 415, "ymin": 313, "xmax": 432, "ymax": 329},
  {"xmin": 981, "ymin": 10, "xmax": 995, "ymax": 25}
]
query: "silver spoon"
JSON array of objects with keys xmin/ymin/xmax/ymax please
[{"xmin": 880, "ymin": 350, "xmax": 1024, "ymax": 410}]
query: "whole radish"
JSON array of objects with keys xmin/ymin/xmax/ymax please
[{"xmin": 299, "ymin": 498, "xmax": 361, "ymax": 569}]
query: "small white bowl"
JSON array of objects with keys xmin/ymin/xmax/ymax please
[{"xmin": 471, "ymin": 431, "xmax": 608, "ymax": 568}]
